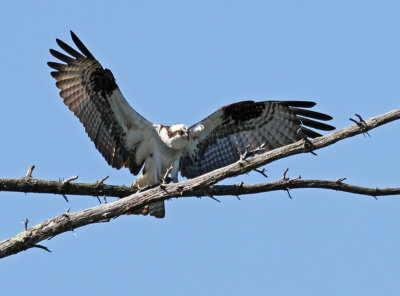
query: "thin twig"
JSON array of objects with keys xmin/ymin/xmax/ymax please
[
  {"xmin": 63, "ymin": 176, "xmax": 78, "ymax": 184},
  {"xmin": 0, "ymin": 109, "xmax": 400, "ymax": 258},
  {"xmin": 97, "ymin": 176, "xmax": 109, "ymax": 184},
  {"xmin": 2, "ymin": 178, "xmax": 400, "ymax": 258},
  {"xmin": 26, "ymin": 165, "xmax": 35, "ymax": 178},
  {"xmin": 282, "ymin": 168, "xmax": 289, "ymax": 180},
  {"xmin": 254, "ymin": 168, "xmax": 268, "ymax": 178},
  {"xmin": 207, "ymin": 195, "xmax": 221, "ymax": 203},
  {"xmin": 23, "ymin": 218, "xmax": 29, "ymax": 231},
  {"xmin": 32, "ymin": 244, "xmax": 51, "ymax": 253}
]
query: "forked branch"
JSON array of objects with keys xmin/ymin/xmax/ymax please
[{"xmin": 0, "ymin": 108, "xmax": 399, "ymax": 258}]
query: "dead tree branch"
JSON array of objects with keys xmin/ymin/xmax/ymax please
[
  {"xmin": 1, "ymin": 177, "xmax": 399, "ymax": 200},
  {"xmin": 0, "ymin": 108, "xmax": 399, "ymax": 258},
  {"xmin": 202, "ymin": 179, "xmax": 400, "ymax": 198},
  {"xmin": 0, "ymin": 177, "xmax": 135, "ymax": 198}
]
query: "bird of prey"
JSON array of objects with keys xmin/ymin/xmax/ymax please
[{"xmin": 48, "ymin": 31, "xmax": 335, "ymax": 218}]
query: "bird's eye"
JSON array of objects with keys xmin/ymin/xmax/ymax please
[{"xmin": 177, "ymin": 131, "xmax": 183, "ymax": 135}]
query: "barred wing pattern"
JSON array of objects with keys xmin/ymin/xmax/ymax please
[
  {"xmin": 180, "ymin": 101, "xmax": 334, "ymax": 178},
  {"xmin": 48, "ymin": 31, "xmax": 154, "ymax": 175}
]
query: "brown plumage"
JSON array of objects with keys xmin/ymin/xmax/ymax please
[
  {"xmin": 48, "ymin": 31, "xmax": 335, "ymax": 218},
  {"xmin": 180, "ymin": 101, "xmax": 334, "ymax": 178}
]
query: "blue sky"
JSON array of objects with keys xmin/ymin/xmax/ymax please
[{"xmin": 1, "ymin": 1, "xmax": 400, "ymax": 295}]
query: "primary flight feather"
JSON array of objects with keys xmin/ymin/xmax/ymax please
[{"xmin": 48, "ymin": 31, "xmax": 335, "ymax": 218}]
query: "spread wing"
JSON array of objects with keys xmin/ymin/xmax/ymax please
[
  {"xmin": 180, "ymin": 100, "xmax": 334, "ymax": 178},
  {"xmin": 48, "ymin": 31, "xmax": 155, "ymax": 175}
]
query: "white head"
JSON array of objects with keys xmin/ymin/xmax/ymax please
[{"xmin": 159, "ymin": 124, "xmax": 189, "ymax": 150}]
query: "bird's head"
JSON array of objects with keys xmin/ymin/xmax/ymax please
[{"xmin": 159, "ymin": 124, "xmax": 189, "ymax": 150}]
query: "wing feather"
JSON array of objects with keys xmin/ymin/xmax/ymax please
[
  {"xmin": 180, "ymin": 100, "xmax": 334, "ymax": 178},
  {"xmin": 70, "ymin": 31, "xmax": 95, "ymax": 59},
  {"xmin": 289, "ymin": 107, "xmax": 333, "ymax": 120},
  {"xmin": 296, "ymin": 116, "xmax": 334, "ymax": 131},
  {"xmin": 51, "ymin": 71, "xmax": 80, "ymax": 80},
  {"xmin": 55, "ymin": 38, "xmax": 86, "ymax": 59},
  {"xmin": 49, "ymin": 49, "xmax": 76, "ymax": 64},
  {"xmin": 48, "ymin": 31, "xmax": 155, "ymax": 175}
]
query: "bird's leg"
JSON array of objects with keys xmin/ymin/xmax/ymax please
[
  {"xmin": 161, "ymin": 164, "xmax": 174, "ymax": 184},
  {"xmin": 136, "ymin": 184, "xmax": 158, "ymax": 192},
  {"xmin": 170, "ymin": 159, "xmax": 180, "ymax": 183}
]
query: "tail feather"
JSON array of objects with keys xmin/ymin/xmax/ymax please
[
  {"xmin": 131, "ymin": 176, "xmax": 166, "ymax": 219},
  {"xmin": 149, "ymin": 201, "xmax": 165, "ymax": 218}
]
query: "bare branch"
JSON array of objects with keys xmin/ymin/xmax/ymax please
[
  {"xmin": 96, "ymin": 176, "xmax": 109, "ymax": 184},
  {"xmin": 63, "ymin": 176, "xmax": 78, "ymax": 184},
  {"xmin": 0, "ymin": 177, "xmax": 136, "ymax": 197},
  {"xmin": 2, "ymin": 176, "xmax": 400, "ymax": 258},
  {"xmin": 0, "ymin": 108, "xmax": 399, "ymax": 258},
  {"xmin": 23, "ymin": 218, "xmax": 29, "ymax": 231},
  {"xmin": 282, "ymin": 168, "xmax": 289, "ymax": 180},
  {"xmin": 26, "ymin": 165, "xmax": 35, "ymax": 178},
  {"xmin": 203, "ymin": 179, "xmax": 400, "ymax": 198}
]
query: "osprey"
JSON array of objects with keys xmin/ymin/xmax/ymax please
[{"xmin": 48, "ymin": 31, "xmax": 335, "ymax": 218}]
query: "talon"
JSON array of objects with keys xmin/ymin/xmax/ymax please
[
  {"xmin": 162, "ymin": 176, "xmax": 172, "ymax": 184},
  {"xmin": 137, "ymin": 184, "xmax": 157, "ymax": 192}
]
